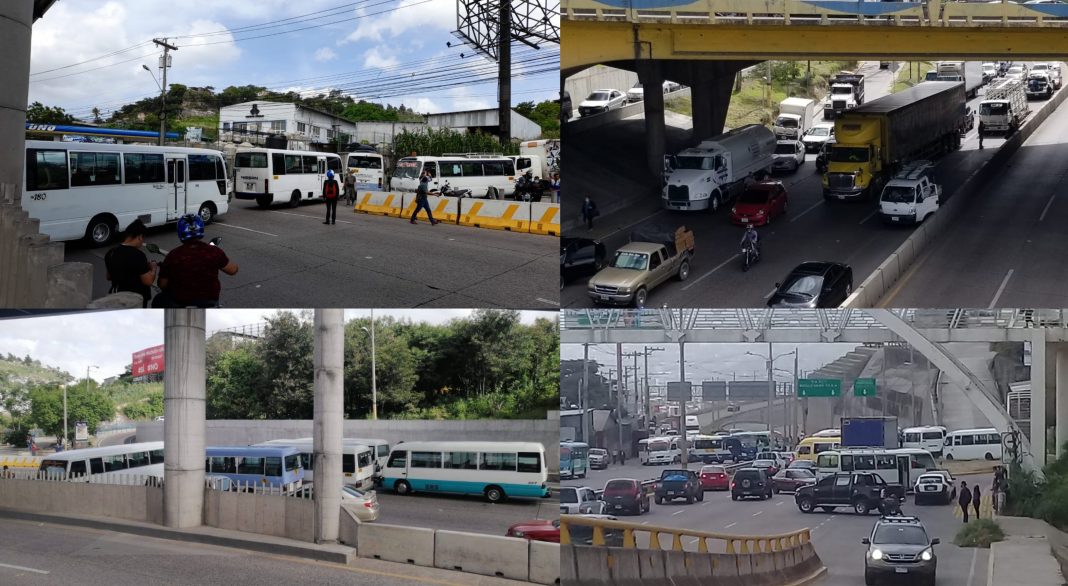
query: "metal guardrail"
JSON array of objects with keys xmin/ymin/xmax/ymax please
[{"xmin": 560, "ymin": 513, "xmax": 812, "ymax": 555}]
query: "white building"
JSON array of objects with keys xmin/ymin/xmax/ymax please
[{"xmin": 425, "ymin": 108, "xmax": 543, "ymax": 140}]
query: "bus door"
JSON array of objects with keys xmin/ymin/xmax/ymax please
[
  {"xmin": 166, "ymin": 156, "xmax": 188, "ymax": 220},
  {"xmin": 422, "ymin": 161, "xmax": 440, "ymax": 190},
  {"xmin": 896, "ymin": 455, "xmax": 911, "ymax": 488},
  {"xmin": 317, "ymin": 158, "xmax": 327, "ymax": 195}
]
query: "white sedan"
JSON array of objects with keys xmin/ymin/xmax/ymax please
[
  {"xmin": 771, "ymin": 140, "xmax": 806, "ymax": 173},
  {"xmin": 340, "ymin": 485, "xmax": 380, "ymax": 522},
  {"xmin": 578, "ymin": 89, "xmax": 627, "ymax": 117}
]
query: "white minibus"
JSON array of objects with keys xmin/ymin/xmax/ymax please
[
  {"xmin": 815, "ymin": 448, "xmax": 938, "ymax": 490},
  {"xmin": 255, "ymin": 439, "xmax": 374, "ymax": 489},
  {"xmin": 943, "ymin": 428, "xmax": 1003, "ymax": 461},
  {"xmin": 23, "ymin": 141, "xmax": 230, "ymax": 246},
  {"xmin": 343, "ymin": 149, "xmax": 387, "ymax": 191},
  {"xmin": 390, "ymin": 155, "xmax": 517, "ymax": 198},
  {"xmin": 381, "ymin": 441, "xmax": 549, "ymax": 502},
  {"xmin": 37, "ymin": 441, "xmax": 165, "ymax": 482},
  {"xmin": 232, "ymin": 148, "xmax": 342, "ymax": 208},
  {"xmin": 287, "ymin": 436, "xmax": 390, "ymax": 474},
  {"xmin": 902, "ymin": 426, "xmax": 948, "ymax": 457},
  {"xmin": 638, "ymin": 437, "xmax": 673, "ymax": 465}
]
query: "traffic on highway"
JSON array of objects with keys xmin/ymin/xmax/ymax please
[{"xmin": 562, "ymin": 60, "xmax": 1064, "ymax": 308}]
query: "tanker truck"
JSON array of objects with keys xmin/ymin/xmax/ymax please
[
  {"xmin": 662, "ymin": 124, "xmax": 776, "ymax": 212},
  {"xmin": 822, "ymin": 81, "xmax": 965, "ymax": 201}
]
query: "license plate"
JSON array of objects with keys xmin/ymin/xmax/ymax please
[
  {"xmin": 246, "ymin": 182, "xmax": 255, "ymax": 189},
  {"xmin": 741, "ymin": 218, "xmax": 749, "ymax": 223},
  {"xmin": 891, "ymin": 216, "xmax": 899, "ymax": 222},
  {"xmin": 614, "ymin": 504, "xmax": 623, "ymax": 510},
  {"xmin": 895, "ymin": 568, "xmax": 908, "ymax": 574},
  {"xmin": 600, "ymin": 295, "xmax": 610, "ymax": 301},
  {"xmin": 838, "ymin": 195, "xmax": 847, "ymax": 200}
]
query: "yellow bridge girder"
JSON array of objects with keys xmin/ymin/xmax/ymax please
[{"xmin": 563, "ymin": 20, "xmax": 1068, "ymax": 71}]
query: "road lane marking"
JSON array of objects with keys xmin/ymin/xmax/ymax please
[
  {"xmin": 967, "ymin": 546, "xmax": 978, "ymax": 586},
  {"xmin": 724, "ymin": 522, "xmax": 737, "ymax": 529},
  {"xmin": 681, "ymin": 254, "xmax": 739, "ymax": 290},
  {"xmin": 752, "ymin": 511, "xmax": 763, "ymax": 517},
  {"xmin": 776, "ymin": 501, "xmax": 783, "ymax": 506},
  {"xmin": 212, "ymin": 223, "xmax": 278, "ymax": 237},
  {"xmin": 764, "ymin": 288, "xmax": 777, "ymax": 300},
  {"xmin": 1039, "ymin": 190, "xmax": 1058, "ymax": 222},
  {"xmin": 789, "ymin": 200, "xmax": 823, "ymax": 222},
  {"xmin": 859, "ymin": 210, "xmax": 878, "ymax": 224},
  {"xmin": 642, "ymin": 521, "xmax": 649, "ymax": 525},
  {"xmin": 535, "ymin": 298, "xmax": 557, "ymax": 306},
  {"xmin": 673, "ymin": 510, "xmax": 685, "ymax": 516},
  {"xmin": 0, "ymin": 563, "xmax": 49, "ymax": 575},
  {"xmin": 989, "ymin": 268, "xmax": 1014, "ymax": 308}
]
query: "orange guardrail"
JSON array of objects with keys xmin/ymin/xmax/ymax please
[{"xmin": 559, "ymin": 514, "xmax": 811, "ymax": 555}]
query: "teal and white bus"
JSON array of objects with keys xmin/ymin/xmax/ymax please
[
  {"xmin": 560, "ymin": 441, "xmax": 589, "ymax": 479},
  {"xmin": 381, "ymin": 441, "xmax": 550, "ymax": 503}
]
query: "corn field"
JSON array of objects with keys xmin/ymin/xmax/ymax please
[{"xmin": 391, "ymin": 128, "xmax": 519, "ymax": 160}]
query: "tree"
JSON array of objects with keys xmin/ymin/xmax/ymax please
[
  {"xmin": 28, "ymin": 382, "xmax": 114, "ymax": 442},
  {"xmin": 514, "ymin": 100, "xmax": 561, "ymax": 138},
  {"xmin": 27, "ymin": 101, "xmax": 76, "ymax": 125},
  {"xmin": 91, "ymin": 107, "xmax": 102, "ymax": 124}
]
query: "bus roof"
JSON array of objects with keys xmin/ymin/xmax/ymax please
[
  {"xmin": 560, "ymin": 441, "xmax": 589, "ymax": 447},
  {"xmin": 946, "ymin": 427, "xmax": 999, "ymax": 435},
  {"xmin": 206, "ymin": 446, "xmax": 300, "ymax": 457},
  {"xmin": 27, "ymin": 140, "xmax": 222, "ymax": 157},
  {"xmin": 256, "ymin": 439, "xmax": 371, "ymax": 452},
  {"xmin": 902, "ymin": 426, "xmax": 947, "ymax": 433},
  {"xmin": 38, "ymin": 441, "xmax": 164, "ymax": 462},
  {"xmin": 236, "ymin": 147, "xmax": 341, "ymax": 157},
  {"xmin": 391, "ymin": 441, "xmax": 545, "ymax": 452}
]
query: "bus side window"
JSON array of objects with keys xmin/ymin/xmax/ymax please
[
  {"xmin": 273, "ymin": 153, "xmax": 287, "ymax": 175},
  {"xmin": 26, "ymin": 149, "xmax": 69, "ymax": 191},
  {"xmin": 841, "ymin": 455, "xmax": 854, "ymax": 471},
  {"xmin": 327, "ymin": 157, "xmax": 342, "ymax": 173},
  {"xmin": 387, "ymin": 451, "xmax": 407, "ymax": 469},
  {"xmin": 89, "ymin": 458, "xmax": 105, "ymax": 475},
  {"xmin": 518, "ymin": 452, "xmax": 542, "ymax": 473},
  {"xmin": 69, "ymin": 460, "xmax": 87, "ymax": 477}
]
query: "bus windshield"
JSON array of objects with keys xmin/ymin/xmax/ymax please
[
  {"xmin": 347, "ymin": 156, "xmax": 381, "ymax": 168},
  {"xmin": 393, "ymin": 160, "xmax": 420, "ymax": 179},
  {"xmin": 647, "ymin": 440, "xmax": 669, "ymax": 452}
]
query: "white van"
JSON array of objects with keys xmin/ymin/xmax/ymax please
[
  {"xmin": 902, "ymin": 426, "xmax": 947, "ymax": 457},
  {"xmin": 390, "ymin": 155, "xmax": 517, "ymax": 198},
  {"xmin": 943, "ymin": 428, "xmax": 1003, "ymax": 461}
]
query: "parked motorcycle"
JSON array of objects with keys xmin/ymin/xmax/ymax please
[{"xmin": 430, "ymin": 181, "xmax": 471, "ymax": 198}]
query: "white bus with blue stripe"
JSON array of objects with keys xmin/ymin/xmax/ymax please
[
  {"xmin": 204, "ymin": 446, "xmax": 304, "ymax": 494},
  {"xmin": 381, "ymin": 441, "xmax": 550, "ymax": 503},
  {"xmin": 254, "ymin": 439, "xmax": 374, "ymax": 489}
]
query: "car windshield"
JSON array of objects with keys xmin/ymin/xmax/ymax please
[
  {"xmin": 882, "ymin": 185, "xmax": 917, "ymax": 204},
  {"xmin": 604, "ymin": 480, "xmax": 635, "ymax": 494},
  {"xmin": 702, "ymin": 466, "xmax": 725, "ymax": 474},
  {"xmin": 829, "ymin": 146, "xmax": 869, "ymax": 163},
  {"xmin": 780, "ymin": 274, "xmax": 824, "ymax": 298},
  {"xmin": 831, "ymin": 86, "xmax": 853, "ymax": 95},
  {"xmin": 342, "ymin": 486, "xmax": 366, "ymax": 498},
  {"xmin": 808, "ymin": 127, "xmax": 830, "ymax": 137},
  {"xmin": 791, "ymin": 469, "xmax": 816, "ymax": 478},
  {"xmin": 610, "ymin": 251, "xmax": 648, "ymax": 270},
  {"xmin": 738, "ymin": 189, "xmax": 771, "ymax": 204},
  {"xmin": 873, "ymin": 525, "xmax": 929, "ymax": 546},
  {"xmin": 561, "ymin": 489, "xmax": 578, "ymax": 503},
  {"xmin": 587, "ymin": 92, "xmax": 611, "ymax": 101},
  {"xmin": 918, "ymin": 477, "xmax": 941, "ymax": 484},
  {"xmin": 674, "ymin": 155, "xmax": 715, "ymax": 170},
  {"xmin": 647, "ymin": 440, "xmax": 669, "ymax": 451},
  {"xmin": 775, "ymin": 117, "xmax": 798, "ymax": 128},
  {"xmin": 774, "ymin": 143, "xmax": 797, "ymax": 155},
  {"xmin": 591, "ymin": 449, "xmax": 607, "ymax": 456}
]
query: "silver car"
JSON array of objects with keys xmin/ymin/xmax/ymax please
[
  {"xmin": 772, "ymin": 140, "xmax": 806, "ymax": 173},
  {"xmin": 578, "ymin": 89, "xmax": 627, "ymax": 117},
  {"xmin": 341, "ymin": 485, "xmax": 380, "ymax": 522}
]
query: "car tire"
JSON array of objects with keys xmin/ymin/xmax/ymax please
[
  {"xmin": 698, "ymin": 491, "xmax": 704, "ymax": 502},
  {"xmin": 865, "ymin": 569, "xmax": 876, "ymax": 586},
  {"xmin": 677, "ymin": 259, "xmax": 691, "ymax": 281},
  {"xmin": 985, "ymin": 452, "xmax": 995, "ymax": 461},
  {"xmin": 854, "ymin": 499, "xmax": 871, "ymax": 515},
  {"xmin": 85, "ymin": 214, "xmax": 118, "ymax": 247},
  {"xmin": 797, "ymin": 497, "xmax": 814, "ymax": 513},
  {"xmin": 198, "ymin": 202, "xmax": 217, "ymax": 224},
  {"xmin": 731, "ymin": 494, "xmax": 738, "ymax": 501},
  {"xmin": 290, "ymin": 189, "xmax": 301, "ymax": 208},
  {"xmin": 655, "ymin": 496, "xmax": 663, "ymax": 505},
  {"xmin": 256, "ymin": 195, "xmax": 272, "ymax": 209},
  {"xmin": 484, "ymin": 485, "xmax": 506, "ymax": 503},
  {"xmin": 687, "ymin": 495, "xmax": 694, "ymax": 504},
  {"xmin": 633, "ymin": 288, "xmax": 648, "ymax": 308},
  {"xmin": 774, "ymin": 486, "xmax": 780, "ymax": 494},
  {"xmin": 946, "ymin": 454, "xmax": 954, "ymax": 460}
]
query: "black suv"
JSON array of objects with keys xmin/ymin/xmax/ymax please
[
  {"xmin": 862, "ymin": 516, "xmax": 939, "ymax": 586},
  {"xmin": 795, "ymin": 472, "xmax": 904, "ymax": 515},
  {"xmin": 655, "ymin": 469, "xmax": 703, "ymax": 505},
  {"xmin": 731, "ymin": 468, "xmax": 772, "ymax": 500}
]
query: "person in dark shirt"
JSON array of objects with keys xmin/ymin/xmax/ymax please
[
  {"xmin": 104, "ymin": 219, "xmax": 156, "ymax": 307},
  {"xmin": 409, "ymin": 172, "xmax": 438, "ymax": 225},
  {"xmin": 323, "ymin": 170, "xmax": 340, "ymax": 225},
  {"xmin": 155, "ymin": 214, "xmax": 238, "ymax": 307}
]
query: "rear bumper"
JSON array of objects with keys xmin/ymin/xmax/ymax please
[{"xmin": 235, "ymin": 191, "xmax": 272, "ymax": 200}]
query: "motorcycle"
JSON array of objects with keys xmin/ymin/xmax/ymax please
[
  {"xmin": 515, "ymin": 176, "xmax": 550, "ymax": 202},
  {"xmin": 741, "ymin": 240, "xmax": 760, "ymax": 272},
  {"xmin": 430, "ymin": 181, "xmax": 471, "ymax": 199},
  {"xmin": 145, "ymin": 238, "xmax": 223, "ymax": 308},
  {"xmin": 879, "ymin": 492, "xmax": 902, "ymax": 516}
]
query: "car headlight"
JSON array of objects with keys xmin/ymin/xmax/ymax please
[
  {"xmin": 618, "ymin": 286, "xmax": 631, "ymax": 294},
  {"xmin": 512, "ymin": 531, "xmax": 525, "ymax": 538},
  {"xmin": 921, "ymin": 548, "xmax": 933, "ymax": 561},
  {"xmin": 870, "ymin": 549, "xmax": 884, "ymax": 560}
]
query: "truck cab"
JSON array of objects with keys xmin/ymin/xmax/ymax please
[
  {"xmin": 823, "ymin": 118, "xmax": 881, "ymax": 200},
  {"xmin": 662, "ymin": 125, "xmax": 776, "ymax": 211},
  {"xmin": 980, "ymin": 79, "xmax": 1028, "ymax": 134},
  {"xmin": 878, "ymin": 162, "xmax": 941, "ymax": 225},
  {"xmin": 824, "ymin": 73, "xmax": 865, "ymax": 120}
]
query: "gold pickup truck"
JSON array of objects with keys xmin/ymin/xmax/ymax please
[{"xmin": 586, "ymin": 226, "xmax": 695, "ymax": 307}]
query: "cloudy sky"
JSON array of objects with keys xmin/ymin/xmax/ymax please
[
  {"xmin": 0, "ymin": 309, "xmax": 555, "ymax": 382},
  {"xmin": 29, "ymin": 0, "xmax": 560, "ymax": 120},
  {"xmin": 561, "ymin": 342, "xmax": 862, "ymax": 385}
]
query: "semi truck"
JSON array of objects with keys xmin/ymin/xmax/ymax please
[
  {"xmin": 980, "ymin": 79, "xmax": 1029, "ymax": 134},
  {"xmin": 773, "ymin": 97, "xmax": 817, "ymax": 139},
  {"xmin": 841, "ymin": 416, "xmax": 899, "ymax": 448},
  {"xmin": 934, "ymin": 61, "xmax": 984, "ymax": 99},
  {"xmin": 662, "ymin": 124, "xmax": 776, "ymax": 212},
  {"xmin": 823, "ymin": 72, "xmax": 866, "ymax": 120},
  {"xmin": 823, "ymin": 81, "xmax": 965, "ymax": 201}
]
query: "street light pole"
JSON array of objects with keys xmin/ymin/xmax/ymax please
[
  {"xmin": 581, "ymin": 343, "xmax": 589, "ymax": 443},
  {"xmin": 151, "ymin": 38, "xmax": 177, "ymax": 146},
  {"xmin": 766, "ymin": 342, "xmax": 774, "ymax": 432},
  {"xmin": 370, "ymin": 309, "xmax": 377, "ymax": 420},
  {"xmin": 616, "ymin": 343, "xmax": 625, "ymax": 463}
]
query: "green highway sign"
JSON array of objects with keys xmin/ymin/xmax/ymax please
[
  {"xmin": 797, "ymin": 379, "xmax": 841, "ymax": 397},
  {"xmin": 854, "ymin": 378, "xmax": 877, "ymax": 397}
]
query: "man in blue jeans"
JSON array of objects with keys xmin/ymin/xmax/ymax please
[{"xmin": 410, "ymin": 172, "xmax": 439, "ymax": 225}]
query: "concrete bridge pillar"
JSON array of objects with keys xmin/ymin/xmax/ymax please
[
  {"xmin": 637, "ymin": 60, "xmax": 667, "ymax": 182},
  {"xmin": 0, "ymin": 1, "xmax": 31, "ymax": 193},
  {"xmin": 1055, "ymin": 344, "xmax": 1068, "ymax": 459},
  {"xmin": 1030, "ymin": 329, "xmax": 1047, "ymax": 467},
  {"xmin": 689, "ymin": 63, "xmax": 744, "ymax": 142},
  {"xmin": 163, "ymin": 309, "xmax": 206, "ymax": 529},
  {"xmin": 313, "ymin": 309, "xmax": 344, "ymax": 543}
]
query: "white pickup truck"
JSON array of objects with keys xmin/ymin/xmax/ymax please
[{"xmin": 878, "ymin": 162, "xmax": 941, "ymax": 225}]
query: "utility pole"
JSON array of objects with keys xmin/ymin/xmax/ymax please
[
  {"xmin": 766, "ymin": 342, "xmax": 774, "ymax": 433},
  {"xmin": 580, "ymin": 343, "xmax": 589, "ymax": 443},
  {"xmin": 644, "ymin": 346, "xmax": 665, "ymax": 435},
  {"xmin": 679, "ymin": 330, "xmax": 688, "ymax": 471},
  {"xmin": 152, "ymin": 38, "xmax": 177, "ymax": 146},
  {"xmin": 616, "ymin": 343, "xmax": 625, "ymax": 463},
  {"xmin": 497, "ymin": 0, "xmax": 512, "ymax": 145},
  {"xmin": 793, "ymin": 351, "xmax": 799, "ymax": 445}
]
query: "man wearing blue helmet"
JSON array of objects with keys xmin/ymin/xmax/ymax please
[
  {"xmin": 323, "ymin": 169, "xmax": 341, "ymax": 225},
  {"xmin": 154, "ymin": 214, "xmax": 239, "ymax": 307}
]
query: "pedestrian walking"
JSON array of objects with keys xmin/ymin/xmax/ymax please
[
  {"xmin": 978, "ymin": 121, "xmax": 985, "ymax": 150},
  {"xmin": 972, "ymin": 483, "xmax": 982, "ymax": 519},
  {"xmin": 959, "ymin": 480, "xmax": 972, "ymax": 523},
  {"xmin": 410, "ymin": 172, "xmax": 439, "ymax": 225},
  {"xmin": 581, "ymin": 196, "xmax": 598, "ymax": 231},
  {"xmin": 322, "ymin": 170, "xmax": 340, "ymax": 225},
  {"xmin": 550, "ymin": 173, "xmax": 560, "ymax": 204},
  {"xmin": 996, "ymin": 473, "xmax": 1009, "ymax": 514},
  {"xmin": 344, "ymin": 169, "xmax": 357, "ymax": 207}
]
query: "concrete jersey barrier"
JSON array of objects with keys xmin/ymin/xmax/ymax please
[
  {"xmin": 459, "ymin": 199, "xmax": 531, "ymax": 232},
  {"xmin": 400, "ymin": 194, "xmax": 460, "ymax": 224},
  {"xmin": 354, "ymin": 191, "xmax": 403, "ymax": 217},
  {"xmin": 350, "ymin": 190, "xmax": 559, "ymax": 236}
]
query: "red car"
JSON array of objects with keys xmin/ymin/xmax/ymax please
[
  {"xmin": 730, "ymin": 181, "xmax": 788, "ymax": 226},
  {"xmin": 699, "ymin": 465, "xmax": 730, "ymax": 491},
  {"xmin": 506, "ymin": 519, "xmax": 559, "ymax": 542}
]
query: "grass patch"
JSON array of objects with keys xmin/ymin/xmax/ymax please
[
  {"xmin": 894, "ymin": 61, "xmax": 935, "ymax": 93},
  {"xmin": 954, "ymin": 519, "xmax": 1006, "ymax": 548},
  {"xmin": 666, "ymin": 95, "xmax": 692, "ymax": 117}
]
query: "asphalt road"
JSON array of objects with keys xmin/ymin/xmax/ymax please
[
  {"xmin": 377, "ymin": 491, "xmax": 559, "ymax": 535},
  {"xmin": 569, "ymin": 468, "xmax": 994, "ymax": 586},
  {"xmin": 64, "ymin": 199, "xmax": 558, "ymax": 309},
  {"xmin": 0, "ymin": 518, "xmax": 528, "ymax": 586},
  {"xmin": 880, "ymin": 71, "xmax": 1068, "ymax": 307},
  {"xmin": 562, "ymin": 62, "xmax": 1047, "ymax": 308}
]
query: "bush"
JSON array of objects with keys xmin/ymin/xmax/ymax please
[
  {"xmin": 954, "ymin": 519, "xmax": 1005, "ymax": 548},
  {"xmin": 1034, "ymin": 480, "xmax": 1068, "ymax": 529},
  {"xmin": 2, "ymin": 427, "xmax": 29, "ymax": 448}
]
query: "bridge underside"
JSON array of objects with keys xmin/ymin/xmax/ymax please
[{"xmin": 563, "ymin": 22, "xmax": 1068, "ymax": 72}]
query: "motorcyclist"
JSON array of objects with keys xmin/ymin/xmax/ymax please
[
  {"xmin": 740, "ymin": 225, "xmax": 760, "ymax": 260},
  {"xmin": 516, "ymin": 170, "xmax": 535, "ymax": 200},
  {"xmin": 880, "ymin": 487, "xmax": 902, "ymax": 515},
  {"xmin": 153, "ymin": 214, "xmax": 239, "ymax": 308}
]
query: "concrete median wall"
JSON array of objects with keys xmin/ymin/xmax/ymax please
[
  {"xmin": 561, "ymin": 542, "xmax": 824, "ymax": 586},
  {"xmin": 135, "ymin": 419, "xmax": 560, "ymax": 474},
  {"xmin": 845, "ymin": 77, "xmax": 1068, "ymax": 308},
  {"xmin": 0, "ymin": 477, "xmax": 163, "ymax": 524},
  {"xmin": 350, "ymin": 189, "xmax": 559, "ymax": 236},
  {"xmin": 202, "ymin": 489, "xmax": 314, "ymax": 542}
]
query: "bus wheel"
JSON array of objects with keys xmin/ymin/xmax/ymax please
[
  {"xmin": 394, "ymin": 480, "xmax": 412, "ymax": 495},
  {"xmin": 85, "ymin": 214, "xmax": 117, "ymax": 247},
  {"xmin": 484, "ymin": 485, "xmax": 506, "ymax": 503},
  {"xmin": 256, "ymin": 196, "xmax": 271, "ymax": 209},
  {"xmin": 198, "ymin": 202, "xmax": 217, "ymax": 224},
  {"xmin": 290, "ymin": 190, "xmax": 301, "ymax": 208}
]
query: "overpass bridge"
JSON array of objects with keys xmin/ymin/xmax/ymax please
[{"xmin": 563, "ymin": 308, "xmax": 1068, "ymax": 473}]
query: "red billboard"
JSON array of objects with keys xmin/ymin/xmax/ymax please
[{"xmin": 131, "ymin": 344, "xmax": 165, "ymax": 377}]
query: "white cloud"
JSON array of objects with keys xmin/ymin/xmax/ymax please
[
  {"xmin": 344, "ymin": 0, "xmax": 456, "ymax": 44},
  {"xmin": 363, "ymin": 47, "xmax": 399, "ymax": 69},
  {"xmin": 314, "ymin": 47, "xmax": 338, "ymax": 62},
  {"xmin": 445, "ymin": 86, "xmax": 492, "ymax": 111}
]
